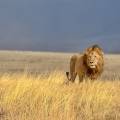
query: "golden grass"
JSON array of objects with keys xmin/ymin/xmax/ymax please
[{"xmin": 0, "ymin": 72, "xmax": 120, "ymax": 120}]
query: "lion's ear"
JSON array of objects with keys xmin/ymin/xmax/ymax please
[{"xmin": 95, "ymin": 48, "xmax": 104, "ymax": 56}]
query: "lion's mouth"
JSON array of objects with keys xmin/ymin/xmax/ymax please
[{"xmin": 89, "ymin": 65, "xmax": 96, "ymax": 68}]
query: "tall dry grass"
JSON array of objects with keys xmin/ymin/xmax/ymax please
[{"xmin": 0, "ymin": 72, "xmax": 120, "ymax": 120}]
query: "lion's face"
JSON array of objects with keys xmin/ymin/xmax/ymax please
[{"xmin": 86, "ymin": 51, "xmax": 100, "ymax": 69}]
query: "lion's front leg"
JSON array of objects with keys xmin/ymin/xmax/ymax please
[{"xmin": 90, "ymin": 74, "xmax": 99, "ymax": 80}]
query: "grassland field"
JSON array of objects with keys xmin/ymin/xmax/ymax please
[{"xmin": 0, "ymin": 50, "xmax": 120, "ymax": 120}]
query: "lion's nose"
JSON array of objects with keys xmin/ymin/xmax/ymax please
[{"xmin": 90, "ymin": 61, "xmax": 93, "ymax": 64}]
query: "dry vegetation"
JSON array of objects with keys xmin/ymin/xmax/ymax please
[{"xmin": 0, "ymin": 51, "xmax": 120, "ymax": 120}]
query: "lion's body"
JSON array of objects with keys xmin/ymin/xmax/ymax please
[{"xmin": 66, "ymin": 45, "xmax": 104, "ymax": 83}]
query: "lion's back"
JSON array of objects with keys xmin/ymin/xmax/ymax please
[{"xmin": 74, "ymin": 55, "xmax": 87, "ymax": 76}]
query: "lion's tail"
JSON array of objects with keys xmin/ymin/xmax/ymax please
[{"xmin": 66, "ymin": 72, "xmax": 71, "ymax": 81}]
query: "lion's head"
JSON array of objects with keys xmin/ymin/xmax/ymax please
[
  {"xmin": 84, "ymin": 45, "xmax": 104, "ymax": 70},
  {"xmin": 86, "ymin": 51, "xmax": 100, "ymax": 68}
]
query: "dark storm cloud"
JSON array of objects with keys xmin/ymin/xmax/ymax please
[{"xmin": 0, "ymin": 0, "xmax": 120, "ymax": 53}]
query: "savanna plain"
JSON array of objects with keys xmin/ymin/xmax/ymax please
[{"xmin": 0, "ymin": 51, "xmax": 120, "ymax": 120}]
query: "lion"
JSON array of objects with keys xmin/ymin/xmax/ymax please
[{"xmin": 66, "ymin": 44, "xmax": 104, "ymax": 83}]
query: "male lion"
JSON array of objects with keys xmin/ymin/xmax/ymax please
[{"xmin": 66, "ymin": 44, "xmax": 104, "ymax": 83}]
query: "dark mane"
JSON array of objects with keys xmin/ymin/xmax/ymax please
[{"xmin": 92, "ymin": 44, "xmax": 103, "ymax": 51}]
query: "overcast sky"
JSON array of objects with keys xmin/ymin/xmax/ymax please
[{"xmin": 0, "ymin": 0, "xmax": 120, "ymax": 53}]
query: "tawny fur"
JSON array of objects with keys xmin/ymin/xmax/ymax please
[{"xmin": 66, "ymin": 45, "xmax": 104, "ymax": 83}]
